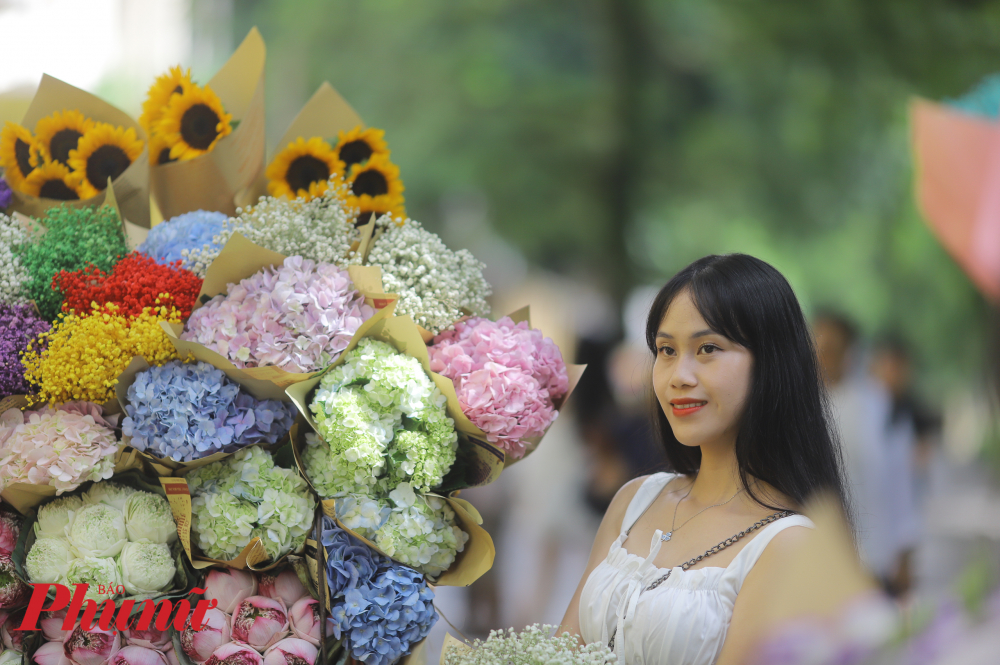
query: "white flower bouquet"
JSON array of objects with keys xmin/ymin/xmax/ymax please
[{"xmin": 442, "ymin": 625, "xmax": 616, "ymax": 665}]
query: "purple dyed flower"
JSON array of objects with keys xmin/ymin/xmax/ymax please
[{"xmin": 0, "ymin": 301, "xmax": 50, "ymax": 398}]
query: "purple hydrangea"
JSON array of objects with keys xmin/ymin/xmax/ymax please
[
  {"xmin": 122, "ymin": 359, "xmax": 296, "ymax": 461},
  {"xmin": 0, "ymin": 301, "xmax": 50, "ymax": 397},
  {"xmin": 322, "ymin": 517, "xmax": 437, "ymax": 665}
]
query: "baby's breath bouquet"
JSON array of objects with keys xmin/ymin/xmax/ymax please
[{"xmin": 443, "ymin": 625, "xmax": 616, "ymax": 665}]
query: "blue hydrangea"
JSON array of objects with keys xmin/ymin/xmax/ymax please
[
  {"xmin": 121, "ymin": 359, "xmax": 296, "ymax": 461},
  {"xmin": 948, "ymin": 73, "xmax": 1000, "ymax": 119},
  {"xmin": 138, "ymin": 210, "xmax": 227, "ymax": 267},
  {"xmin": 322, "ymin": 517, "xmax": 437, "ymax": 665}
]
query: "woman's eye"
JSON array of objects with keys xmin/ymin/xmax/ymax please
[
  {"xmin": 658, "ymin": 346, "xmax": 675, "ymax": 357},
  {"xmin": 700, "ymin": 343, "xmax": 719, "ymax": 354}
]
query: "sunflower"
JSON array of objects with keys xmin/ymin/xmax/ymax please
[
  {"xmin": 148, "ymin": 133, "xmax": 177, "ymax": 166},
  {"xmin": 266, "ymin": 136, "xmax": 345, "ymax": 200},
  {"xmin": 345, "ymin": 153, "xmax": 405, "ymax": 224},
  {"xmin": 140, "ymin": 65, "xmax": 193, "ymax": 136},
  {"xmin": 68, "ymin": 123, "xmax": 144, "ymax": 198},
  {"xmin": 157, "ymin": 84, "xmax": 232, "ymax": 161},
  {"xmin": 0, "ymin": 122, "xmax": 40, "ymax": 190},
  {"xmin": 34, "ymin": 110, "xmax": 94, "ymax": 167},
  {"xmin": 20, "ymin": 160, "xmax": 83, "ymax": 200},
  {"xmin": 332, "ymin": 126, "xmax": 390, "ymax": 176}
]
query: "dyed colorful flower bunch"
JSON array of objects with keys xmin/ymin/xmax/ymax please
[
  {"xmin": 348, "ymin": 218, "xmax": 491, "ymax": 334},
  {"xmin": 21, "ymin": 302, "xmax": 180, "ymax": 405},
  {"xmin": 0, "ymin": 402, "xmax": 119, "ymax": 494},
  {"xmin": 137, "ymin": 209, "xmax": 226, "ymax": 267},
  {"xmin": 0, "ymin": 213, "xmax": 31, "ymax": 304},
  {"xmin": 322, "ymin": 517, "xmax": 437, "ymax": 665},
  {"xmin": 122, "ymin": 360, "xmax": 296, "ymax": 462},
  {"xmin": 0, "ymin": 507, "xmax": 30, "ymax": 610},
  {"xmin": 186, "ymin": 447, "xmax": 315, "ymax": 561},
  {"xmin": 183, "ymin": 256, "xmax": 373, "ymax": 373},
  {"xmin": 55, "ymin": 251, "xmax": 202, "ymax": 320},
  {"xmin": 178, "ymin": 568, "xmax": 323, "ymax": 665},
  {"xmin": 24, "ymin": 482, "xmax": 178, "ymax": 603},
  {"xmin": 429, "ymin": 316, "xmax": 569, "ymax": 458},
  {"xmin": 0, "ymin": 302, "xmax": 49, "ymax": 397},
  {"xmin": 13, "ymin": 205, "xmax": 129, "ymax": 321}
]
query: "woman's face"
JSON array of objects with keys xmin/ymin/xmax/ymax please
[{"xmin": 652, "ymin": 289, "xmax": 753, "ymax": 449}]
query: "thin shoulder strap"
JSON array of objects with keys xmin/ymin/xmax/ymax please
[
  {"xmin": 723, "ymin": 514, "xmax": 815, "ymax": 590},
  {"xmin": 619, "ymin": 473, "xmax": 677, "ymax": 537}
]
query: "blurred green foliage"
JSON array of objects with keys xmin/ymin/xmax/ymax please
[{"xmin": 232, "ymin": 0, "xmax": 1000, "ymax": 389}]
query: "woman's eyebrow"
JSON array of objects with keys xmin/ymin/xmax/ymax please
[{"xmin": 656, "ymin": 329, "xmax": 715, "ymax": 340}]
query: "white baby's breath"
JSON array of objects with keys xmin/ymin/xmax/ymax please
[
  {"xmin": 444, "ymin": 624, "xmax": 616, "ymax": 665},
  {"xmin": 0, "ymin": 213, "xmax": 31, "ymax": 304}
]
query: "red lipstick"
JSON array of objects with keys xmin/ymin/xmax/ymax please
[{"xmin": 670, "ymin": 398, "xmax": 707, "ymax": 417}]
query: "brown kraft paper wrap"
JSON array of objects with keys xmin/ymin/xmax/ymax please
[
  {"xmin": 150, "ymin": 28, "xmax": 266, "ymax": 219},
  {"xmin": 113, "ymin": 355, "xmax": 293, "ymax": 477},
  {"xmin": 286, "ymin": 314, "xmax": 506, "ymax": 492},
  {"xmin": 161, "ymin": 232, "xmax": 398, "ymax": 390},
  {"xmin": 9, "ymin": 74, "xmax": 151, "ymax": 227}
]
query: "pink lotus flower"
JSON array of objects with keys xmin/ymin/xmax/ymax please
[
  {"xmin": 63, "ymin": 624, "xmax": 121, "ymax": 665},
  {"xmin": 180, "ymin": 608, "xmax": 231, "ymax": 664},
  {"xmin": 124, "ymin": 626, "xmax": 171, "ymax": 651},
  {"xmin": 257, "ymin": 569, "xmax": 306, "ymax": 608},
  {"xmin": 108, "ymin": 646, "xmax": 170, "ymax": 665},
  {"xmin": 41, "ymin": 609, "xmax": 71, "ymax": 642},
  {"xmin": 34, "ymin": 640, "xmax": 73, "ymax": 665},
  {"xmin": 204, "ymin": 569, "xmax": 257, "ymax": 614},
  {"xmin": 231, "ymin": 596, "xmax": 289, "ymax": 652},
  {"xmin": 163, "ymin": 647, "xmax": 180, "ymax": 665},
  {"xmin": 0, "ymin": 507, "xmax": 21, "ymax": 557},
  {"xmin": 2, "ymin": 609, "xmax": 26, "ymax": 651},
  {"xmin": 287, "ymin": 598, "xmax": 327, "ymax": 647},
  {"xmin": 204, "ymin": 643, "xmax": 264, "ymax": 665},
  {"xmin": 262, "ymin": 639, "xmax": 317, "ymax": 665}
]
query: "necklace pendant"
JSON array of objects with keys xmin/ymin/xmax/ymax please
[{"xmin": 661, "ymin": 531, "xmax": 672, "ymax": 542}]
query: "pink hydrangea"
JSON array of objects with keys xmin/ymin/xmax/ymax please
[
  {"xmin": 0, "ymin": 402, "xmax": 120, "ymax": 494},
  {"xmin": 182, "ymin": 256, "xmax": 373, "ymax": 373},
  {"xmin": 428, "ymin": 317, "xmax": 569, "ymax": 458}
]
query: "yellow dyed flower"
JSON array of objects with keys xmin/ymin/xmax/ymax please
[
  {"xmin": 34, "ymin": 110, "xmax": 94, "ymax": 167},
  {"xmin": 0, "ymin": 122, "xmax": 40, "ymax": 190},
  {"xmin": 344, "ymin": 153, "xmax": 405, "ymax": 225},
  {"xmin": 22, "ymin": 302, "xmax": 180, "ymax": 405},
  {"xmin": 69, "ymin": 123, "xmax": 144, "ymax": 198},
  {"xmin": 332, "ymin": 126, "xmax": 389, "ymax": 176},
  {"xmin": 266, "ymin": 136, "xmax": 344, "ymax": 200},
  {"xmin": 140, "ymin": 65, "xmax": 193, "ymax": 136},
  {"xmin": 156, "ymin": 84, "xmax": 232, "ymax": 161},
  {"xmin": 20, "ymin": 160, "xmax": 84, "ymax": 201}
]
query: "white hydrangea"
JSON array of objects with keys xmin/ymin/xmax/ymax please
[
  {"xmin": 347, "ymin": 218, "xmax": 491, "ymax": 334},
  {"xmin": 182, "ymin": 188, "xmax": 359, "ymax": 277},
  {"xmin": 0, "ymin": 213, "xmax": 31, "ymax": 304}
]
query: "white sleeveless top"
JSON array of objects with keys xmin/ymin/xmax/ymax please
[{"xmin": 578, "ymin": 473, "xmax": 814, "ymax": 665}]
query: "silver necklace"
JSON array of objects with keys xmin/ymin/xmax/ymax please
[{"xmin": 661, "ymin": 485, "xmax": 744, "ymax": 542}]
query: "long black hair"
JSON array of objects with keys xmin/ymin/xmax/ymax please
[{"xmin": 645, "ymin": 253, "xmax": 850, "ymax": 514}]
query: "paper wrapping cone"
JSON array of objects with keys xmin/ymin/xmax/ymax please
[
  {"xmin": 439, "ymin": 634, "xmax": 473, "ymax": 664},
  {"xmin": 150, "ymin": 28, "xmax": 267, "ymax": 219},
  {"xmin": 161, "ymin": 232, "xmax": 398, "ymax": 391},
  {"xmin": 286, "ymin": 314, "xmax": 506, "ymax": 493},
  {"xmin": 9, "ymin": 74, "xmax": 150, "ymax": 227},
  {"xmin": 911, "ymin": 98, "xmax": 1000, "ymax": 301},
  {"xmin": 264, "ymin": 82, "xmax": 364, "ymax": 193}
]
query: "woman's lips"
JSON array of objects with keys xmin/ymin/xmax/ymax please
[{"xmin": 671, "ymin": 400, "xmax": 707, "ymax": 417}]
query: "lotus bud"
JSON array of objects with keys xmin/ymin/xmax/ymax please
[
  {"xmin": 63, "ymin": 624, "xmax": 121, "ymax": 665},
  {"xmin": 34, "ymin": 641, "xmax": 72, "ymax": 665},
  {"xmin": 123, "ymin": 625, "xmax": 171, "ymax": 651},
  {"xmin": 288, "ymin": 598, "xmax": 324, "ymax": 647},
  {"xmin": 108, "ymin": 646, "xmax": 169, "ymax": 665},
  {"xmin": 26, "ymin": 537, "xmax": 74, "ymax": 584},
  {"xmin": 0, "ymin": 556, "xmax": 30, "ymax": 608},
  {"xmin": 41, "ymin": 609, "xmax": 71, "ymax": 642},
  {"xmin": 204, "ymin": 569, "xmax": 256, "ymax": 614},
  {"xmin": 204, "ymin": 643, "xmax": 264, "ymax": 665},
  {"xmin": 0, "ymin": 507, "xmax": 22, "ymax": 557},
  {"xmin": 262, "ymin": 639, "xmax": 317, "ymax": 665},
  {"xmin": 82, "ymin": 482, "xmax": 137, "ymax": 513},
  {"xmin": 66, "ymin": 504, "xmax": 127, "ymax": 558},
  {"xmin": 257, "ymin": 570, "xmax": 306, "ymax": 608},
  {"xmin": 2, "ymin": 609, "xmax": 26, "ymax": 651},
  {"xmin": 180, "ymin": 608, "xmax": 230, "ymax": 664},
  {"xmin": 164, "ymin": 648, "xmax": 180, "ymax": 665},
  {"xmin": 123, "ymin": 492, "xmax": 177, "ymax": 545},
  {"xmin": 0, "ymin": 650, "xmax": 21, "ymax": 665},
  {"xmin": 230, "ymin": 596, "xmax": 289, "ymax": 652}
]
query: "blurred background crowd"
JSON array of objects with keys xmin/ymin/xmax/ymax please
[{"xmin": 2, "ymin": 0, "xmax": 999, "ymax": 661}]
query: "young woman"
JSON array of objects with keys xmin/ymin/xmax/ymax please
[{"xmin": 560, "ymin": 254, "xmax": 850, "ymax": 665}]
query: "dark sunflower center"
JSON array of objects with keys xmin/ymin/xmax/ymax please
[
  {"xmin": 173, "ymin": 85, "xmax": 183, "ymax": 95},
  {"xmin": 85, "ymin": 145, "xmax": 131, "ymax": 189},
  {"xmin": 158, "ymin": 147, "xmax": 176, "ymax": 165},
  {"xmin": 180, "ymin": 104, "xmax": 222, "ymax": 150},
  {"xmin": 14, "ymin": 138, "xmax": 33, "ymax": 177},
  {"xmin": 286, "ymin": 155, "xmax": 330, "ymax": 193},
  {"xmin": 351, "ymin": 170, "xmax": 389, "ymax": 197},
  {"xmin": 49, "ymin": 129, "xmax": 83, "ymax": 166},
  {"xmin": 39, "ymin": 178, "xmax": 79, "ymax": 200},
  {"xmin": 338, "ymin": 139, "xmax": 373, "ymax": 168}
]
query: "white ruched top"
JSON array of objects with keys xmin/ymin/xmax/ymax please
[{"xmin": 578, "ymin": 472, "xmax": 814, "ymax": 665}]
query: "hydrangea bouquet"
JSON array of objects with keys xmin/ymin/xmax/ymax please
[
  {"xmin": 122, "ymin": 360, "xmax": 296, "ymax": 463},
  {"xmin": 137, "ymin": 209, "xmax": 227, "ymax": 268},
  {"xmin": 185, "ymin": 447, "xmax": 316, "ymax": 562},
  {"xmin": 429, "ymin": 316, "xmax": 570, "ymax": 459}
]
